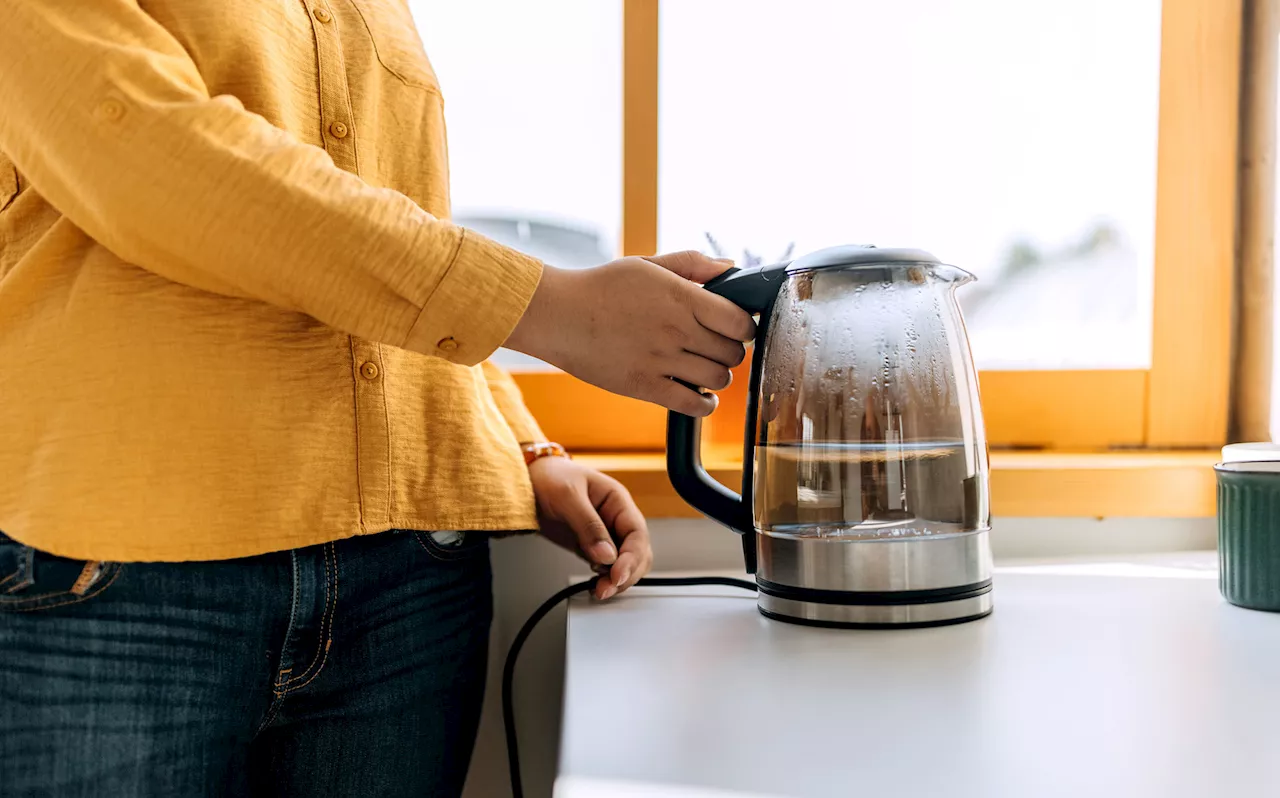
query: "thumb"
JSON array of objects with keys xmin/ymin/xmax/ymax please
[
  {"xmin": 646, "ymin": 250, "xmax": 735, "ymax": 284},
  {"xmin": 559, "ymin": 487, "xmax": 618, "ymax": 566}
]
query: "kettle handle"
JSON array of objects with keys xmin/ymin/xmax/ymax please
[
  {"xmin": 665, "ymin": 262, "xmax": 789, "ymax": 574},
  {"xmin": 665, "ymin": 401, "xmax": 752, "ymax": 532}
]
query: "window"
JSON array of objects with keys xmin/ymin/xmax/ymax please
[
  {"xmin": 410, "ymin": 0, "xmax": 622, "ymax": 368},
  {"xmin": 658, "ymin": 0, "xmax": 1161, "ymax": 371},
  {"xmin": 420, "ymin": 0, "xmax": 1240, "ymax": 454}
]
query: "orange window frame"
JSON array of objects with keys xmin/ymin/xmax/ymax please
[{"xmin": 513, "ymin": 0, "xmax": 1240, "ymax": 454}]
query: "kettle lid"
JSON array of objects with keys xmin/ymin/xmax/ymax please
[{"xmin": 789, "ymin": 245, "xmax": 941, "ymax": 273}]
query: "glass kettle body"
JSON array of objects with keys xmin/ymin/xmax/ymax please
[{"xmin": 667, "ymin": 246, "xmax": 993, "ymax": 628}]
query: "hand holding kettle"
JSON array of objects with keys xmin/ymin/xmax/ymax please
[{"xmin": 505, "ymin": 251, "xmax": 757, "ymax": 416}]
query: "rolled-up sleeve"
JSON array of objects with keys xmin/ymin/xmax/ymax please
[{"xmin": 0, "ymin": 0, "xmax": 542, "ymax": 366}]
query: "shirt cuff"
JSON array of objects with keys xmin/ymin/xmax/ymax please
[{"xmin": 404, "ymin": 227, "xmax": 543, "ymax": 366}]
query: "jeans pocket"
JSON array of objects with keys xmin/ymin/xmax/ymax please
[
  {"xmin": 412, "ymin": 530, "xmax": 490, "ymax": 563},
  {"xmin": 0, "ymin": 532, "xmax": 123, "ymax": 613}
]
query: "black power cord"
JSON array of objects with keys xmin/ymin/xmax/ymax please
[{"xmin": 502, "ymin": 575, "xmax": 758, "ymax": 798}]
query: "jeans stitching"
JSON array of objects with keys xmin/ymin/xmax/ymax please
[
  {"xmin": 0, "ymin": 547, "xmax": 34, "ymax": 594},
  {"xmin": 0, "ymin": 568, "xmax": 22, "ymax": 589},
  {"xmin": 413, "ymin": 531, "xmax": 483, "ymax": 562},
  {"xmin": 275, "ymin": 603, "xmax": 335, "ymax": 694},
  {"xmin": 276, "ymin": 637, "xmax": 333, "ymax": 695},
  {"xmin": 274, "ymin": 551, "xmax": 302, "ymax": 688},
  {"xmin": 278, "ymin": 542, "xmax": 337, "ymax": 692},
  {"xmin": 278, "ymin": 543, "xmax": 330, "ymax": 687},
  {"xmin": 5, "ymin": 566, "xmax": 122, "ymax": 613},
  {"xmin": 412, "ymin": 530, "xmax": 437, "ymax": 558}
]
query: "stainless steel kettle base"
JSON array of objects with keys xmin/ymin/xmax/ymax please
[
  {"xmin": 757, "ymin": 590, "xmax": 992, "ymax": 629},
  {"xmin": 754, "ymin": 529, "xmax": 994, "ymax": 628}
]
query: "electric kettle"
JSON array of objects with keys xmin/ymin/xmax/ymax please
[{"xmin": 668, "ymin": 245, "xmax": 993, "ymax": 628}]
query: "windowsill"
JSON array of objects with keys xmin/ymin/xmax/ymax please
[{"xmin": 573, "ymin": 448, "xmax": 1221, "ymax": 519}]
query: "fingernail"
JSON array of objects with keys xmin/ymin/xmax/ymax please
[
  {"xmin": 616, "ymin": 568, "xmax": 631, "ymax": 589},
  {"xmin": 715, "ymin": 258, "xmax": 735, "ymax": 266},
  {"xmin": 600, "ymin": 584, "xmax": 618, "ymax": 600},
  {"xmin": 591, "ymin": 540, "xmax": 618, "ymax": 564}
]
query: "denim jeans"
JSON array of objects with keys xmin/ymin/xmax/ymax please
[{"xmin": 0, "ymin": 528, "xmax": 492, "ymax": 797}]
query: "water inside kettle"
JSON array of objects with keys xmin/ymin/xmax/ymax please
[{"xmin": 754, "ymin": 439, "xmax": 980, "ymax": 540}]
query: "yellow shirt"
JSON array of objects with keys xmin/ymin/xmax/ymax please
[{"xmin": 0, "ymin": 0, "xmax": 550, "ymax": 561}]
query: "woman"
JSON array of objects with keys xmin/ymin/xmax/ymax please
[{"xmin": 0, "ymin": 1, "xmax": 754, "ymax": 795}]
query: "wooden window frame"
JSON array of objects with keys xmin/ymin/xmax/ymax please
[{"xmin": 513, "ymin": 0, "xmax": 1240, "ymax": 462}]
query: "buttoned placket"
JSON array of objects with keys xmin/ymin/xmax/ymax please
[{"xmin": 308, "ymin": 1, "xmax": 392, "ymax": 529}]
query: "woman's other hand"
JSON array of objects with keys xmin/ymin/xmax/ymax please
[{"xmin": 527, "ymin": 456, "xmax": 652, "ymax": 600}]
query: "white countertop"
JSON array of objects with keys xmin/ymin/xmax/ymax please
[{"xmin": 555, "ymin": 552, "xmax": 1280, "ymax": 798}]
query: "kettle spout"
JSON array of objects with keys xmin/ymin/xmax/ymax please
[{"xmin": 936, "ymin": 264, "xmax": 977, "ymax": 286}]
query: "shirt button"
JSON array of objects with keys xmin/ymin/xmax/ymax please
[
  {"xmin": 328, "ymin": 121, "xmax": 349, "ymax": 139},
  {"xmin": 97, "ymin": 99, "xmax": 126, "ymax": 122},
  {"xmin": 437, "ymin": 337, "xmax": 459, "ymax": 353},
  {"xmin": 359, "ymin": 361, "xmax": 380, "ymax": 380},
  {"xmin": 312, "ymin": 6, "xmax": 332, "ymax": 23}
]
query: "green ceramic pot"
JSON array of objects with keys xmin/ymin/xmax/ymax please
[{"xmin": 1216, "ymin": 461, "xmax": 1280, "ymax": 612}]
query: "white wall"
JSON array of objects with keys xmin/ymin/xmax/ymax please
[{"xmin": 463, "ymin": 516, "xmax": 1216, "ymax": 798}]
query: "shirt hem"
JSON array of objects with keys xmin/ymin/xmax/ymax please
[{"xmin": 3, "ymin": 514, "xmax": 541, "ymax": 563}]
